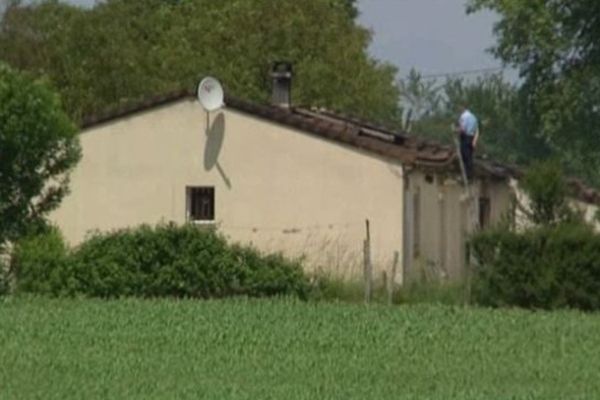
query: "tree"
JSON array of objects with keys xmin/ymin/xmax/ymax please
[
  {"xmin": 399, "ymin": 71, "xmax": 550, "ymax": 165},
  {"xmin": 340, "ymin": 0, "xmax": 359, "ymax": 19},
  {"xmin": 399, "ymin": 68, "xmax": 442, "ymax": 125},
  {"xmin": 0, "ymin": 63, "xmax": 81, "ymax": 247},
  {"xmin": 520, "ymin": 159, "xmax": 572, "ymax": 226},
  {"xmin": 441, "ymin": 74, "xmax": 550, "ymax": 165},
  {"xmin": 467, "ymin": 0, "xmax": 600, "ymax": 185},
  {"xmin": 0, "ymin": 0, "xmax": 402, "ymax": 126}
]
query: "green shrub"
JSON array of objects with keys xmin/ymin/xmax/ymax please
[
  {"xmin": 12, "ymin": 227, "xmax": 72, "ymax": 296},
  {"xmin": 469, "ymin": 159, "xmax": 600, "ymax": 312},
  {"xmin": 470, "ymin": 223, "xmax": 600, "ymax": 311},
  {"xmin": 228, "ymin": 244, "xmax": 310, "ymax": 298},
  {"xmin": 14, "ymin": 223, "xmax": 310, "ymax": 299},
  {"xmin": 520, "ymin": 159, "xmax": 580, "ymax": 226}
]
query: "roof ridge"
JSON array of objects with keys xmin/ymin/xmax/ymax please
[
  {"xmin": 80, "ymin": 88, "xmax": 194, "ymax": 129},
  {"xmin": 77, "ymin": 87, "xmax": 600, "ymax": 204}
]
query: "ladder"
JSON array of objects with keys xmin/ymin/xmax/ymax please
[
  {"xmin": 453, "ymin": 136, "xmax": 479, "ymax": 232},
  {"xmin": 453, "ymin": 135, "xmax": 479, "ymax": 302}
]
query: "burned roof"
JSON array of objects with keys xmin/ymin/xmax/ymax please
[{"xmin": 80, "ymin": 89, "xmax": 600, "ymax": 205}]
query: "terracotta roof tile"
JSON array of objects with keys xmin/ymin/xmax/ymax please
[{"xmin": 79, "ymin": 89, "xmax": 600, "ymax": 205}]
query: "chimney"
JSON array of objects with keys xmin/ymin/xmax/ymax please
[{"xmin": 270, "ymin": 62, "xmax": 293, "ymax": 108}]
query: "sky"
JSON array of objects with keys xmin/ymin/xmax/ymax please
[
  {"xmin": 356, "ymin": 0, "xmax": 510, "ymax": 80},
  {"xmin": 12, "ymin": 0, "xmax": 510, "ymax": 81}
]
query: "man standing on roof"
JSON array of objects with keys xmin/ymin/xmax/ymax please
[{"xmin": 456, "ymin": 105, "xmax": 479, "ymax": 182}]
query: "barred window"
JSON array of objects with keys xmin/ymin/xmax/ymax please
[{"xmin": 187, "ymin": 187, "xmax": 215, "ymax": 222}]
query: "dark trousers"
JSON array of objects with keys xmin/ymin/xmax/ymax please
[{"xmin": 459, "ymin": 133, "xmax": 474, "ymax": 182}]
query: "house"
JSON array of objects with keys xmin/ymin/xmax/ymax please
[{"xmin": 49, "ymin": 66, "xmax": 600, "ymax": 284}]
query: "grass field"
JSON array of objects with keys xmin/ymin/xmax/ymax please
[{"xmin": 1, "ymin": 297, "xmax": 600, "ymax": 399}]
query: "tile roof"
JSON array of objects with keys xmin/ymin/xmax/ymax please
[
  {"xmin": 81, "ymin": 89, "xmax": 461, "ymax": 168},
  {"xmin": 80, "ymin": 89, "xmax": 600, "ymax": 205}
]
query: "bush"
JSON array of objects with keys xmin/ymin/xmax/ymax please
[
  {"xmin": 469, "ymin": 158, "xmax": 600, "ymax": 311},
  {"xmin": 12, "ymin": 223, "xmax": 310, "ymax": 299},
  {"xmin": 228, "ymin": 244, "xmax": 310, "ymax": 298},
  {"xmin": 471, "ymin": 223, "xmax": 600, "ymax": 311},
  {"xmin": 520, "ymin": 159, "xmax": 572, "ymax": 225},
  {"xmin": 12, "ymin": 227, "xmax": 72, "ymax": 296}
]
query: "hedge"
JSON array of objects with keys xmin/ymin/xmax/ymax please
[
  {"xmin": 11, "ymin": 224, "xmax": 310, "ymax": 299},
  {"xmin": 470, "ymin": 223, "xmax": 600, "ymax": 311}
]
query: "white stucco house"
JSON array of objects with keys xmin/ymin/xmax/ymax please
[{"xmin": 50, "ymin": 67, "xmax": 600, "ymax": 284}]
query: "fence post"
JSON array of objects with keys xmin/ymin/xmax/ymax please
[{"xmin": 363, "ymin": 219, "xmax": 372, "ymax": 304}]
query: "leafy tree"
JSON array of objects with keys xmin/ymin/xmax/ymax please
[
  {"xmin": 520, "ymin": 159, "xmax": 572, "ymax": 226},
  {"xmin": 400, "ymin": 71, "xmax": 550, "ymax": 165},
  {"xmin": 442, "ymin": 74, "xmax": 550, "ymax": 165},
  {"xmin": 0, "ymin": 0, "xmax": 402, "ymax": 125},
  {"xmin": 0, "ymin": 63, "xmax": 80, "ymax": 248},
  {"xmin": 399, "ymin": 68, "xmax": 442, "ymax": 125},
  {"xmin": 467, "ymin": 0, "xmax": 600, "ymax": 185}
]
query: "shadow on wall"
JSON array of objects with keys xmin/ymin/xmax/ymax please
[{"xmin": 204, "ymin": 112, "xmax": 231, "ymax": 189}]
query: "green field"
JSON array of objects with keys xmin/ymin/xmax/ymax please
[{"xmin": 1, "ymin": 297, "xmax": 599, "ymax": 399}]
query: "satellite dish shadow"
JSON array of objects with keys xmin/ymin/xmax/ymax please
[
  {"xmin": 204, "ymin": 112, "xmax": 225, "ymax": 170},
  {"xmin": 203, "ymin": 112, "xmax": 231, "ymax": 188}
]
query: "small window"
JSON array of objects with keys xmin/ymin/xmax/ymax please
[
  {"xmin": 479, "ymin": 197, "xmax": 491, "ymax": 229},
  {"xmin": 187, "ymin": 187, "xmax": 215, "ymax": 222}
]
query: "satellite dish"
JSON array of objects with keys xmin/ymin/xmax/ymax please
[{"xmin": 197, "ymin": 77, "xmax": 224, "ymax": 112}]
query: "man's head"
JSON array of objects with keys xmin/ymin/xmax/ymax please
[{"xmin": 455, "ymin": 103, "xmax": 468, "ymax": 114}]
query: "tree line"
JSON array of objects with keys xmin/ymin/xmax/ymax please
[{"xmin": 0, "ymin": 0, "xmax": 399, "ymax": 124}]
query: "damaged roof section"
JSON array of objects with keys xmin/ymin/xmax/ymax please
[{"xmin": 79, "ymin": 89, "xmax": 600, "ymax": 205}]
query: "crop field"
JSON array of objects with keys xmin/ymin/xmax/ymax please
[{"xmin": 1, "ymin": 297, "xmax": 600, "ymax": 399}]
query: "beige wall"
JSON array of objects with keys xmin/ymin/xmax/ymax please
[
  {"xmin": 404, "ymin": 170, "xmax": 513, "ymax": 282},
  {"xmin": 51, "ymin": 99, "xmax": 405, "ymax": 282},
  {"xmin": 483, "ymin": 179, "xmax": 514, "ymax": 225},
  {"xmin": 510, "ymin": 178, "xmax": 599, "ymax": 230},
  {"xmin": 573, "ymin": 200, "xmax": 600, "ymax": 230}
]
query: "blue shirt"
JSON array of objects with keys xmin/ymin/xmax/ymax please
[{"xmin": 459, "ymin": 110, "xmax": 478, "ymax": 136}]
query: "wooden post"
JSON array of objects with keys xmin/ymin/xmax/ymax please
[
  {"xmin": 388, "ymin": 251, "xmax": 399, "ymax": 305},
  {"xmin": 363, "ymin": 219, "xmax": 372, "ymax": 304}
]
